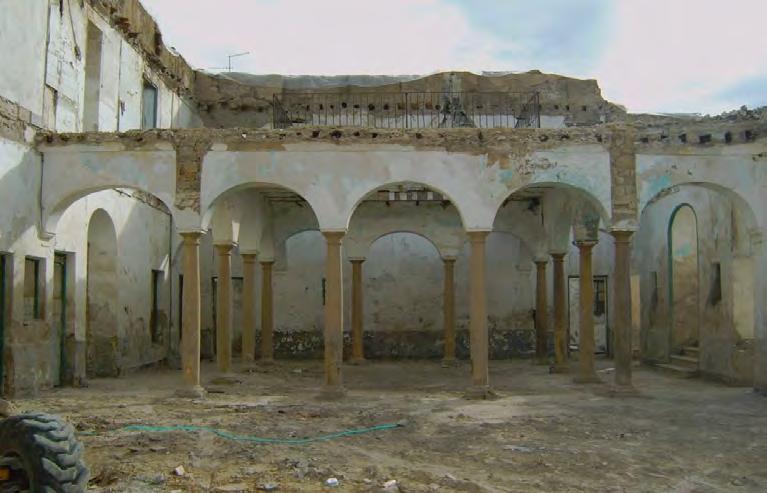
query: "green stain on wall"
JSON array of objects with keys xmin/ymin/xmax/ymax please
[{"xmin": 498, "ymin": 169, "xmax": 514, "ymax": 183}]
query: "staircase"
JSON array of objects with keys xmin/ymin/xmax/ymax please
[{"xmin": 655, "ymin": 345, "xmax": 700, "ymax": 378}]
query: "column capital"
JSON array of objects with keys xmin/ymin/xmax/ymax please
[
  {"xmin": 610, "ymin": 229, "xmax": 634, "ymax": 243},
  {"xmin": 322, "ymin": 231, "xmax": 346, "ymax": 244},
  {"xmin": 214, "ymin": 242, "xmax": 236, "ymax": 254},
  {"xmin": 573, "ymin": 239, "xmax": 598, "ymax": 249},
  {"xmin": 349, "ymin": 257, "xmax": 366, "ymax": 264},
  {"xmin": 534, "ymin": 257, "xmax": 549, "ymax": 265},
  {"xmin": 260, "ymin": 259, "xmax": 275, "ymax": 266},
  {"xmin": 442, "ymin": 256, "xmax": 457, "ymax": 264},
  {"xmin": 550, "ymin": 252, "xmax": 567, "ymax": 260},
  {"xmin": 241, "ymin": 252, "xmax": 259, "ymax": 264},
  {"xmin": 179, "ymin": 230, "xmax": 205, "ymax": 243},
  {"xmin": 467, "ymin": 230, "xmax": 491, "ymax": 242}
]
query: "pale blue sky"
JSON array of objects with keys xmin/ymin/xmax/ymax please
[{"xmin": 143, "ymin": 0, "xmax": 767, "ymax": 114}]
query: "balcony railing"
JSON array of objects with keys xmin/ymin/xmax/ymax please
[{"xmin": 273, "ymin": 91, "xmax": 540, "ymax": 129}]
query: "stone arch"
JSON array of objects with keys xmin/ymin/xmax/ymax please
[
  {"xmin": 201, "ymin": 183, "xmax": 321, "ymax": 260},
  {"xmin": 40, "ymin": 148, "xmax": 179, "ymax": 237},
  {"xmin": 45, "ymin": 185, "xmax": 178, "ymax": 238},
  {"xmin": 492, "ymin": 182, "xmax": 611, "ymax": 255},
  {"xmin": 86, "ymin": 209, "xmax": 119, "ymax": 378},
  {"xmin": 344, "ymin": 181, "xmax": 468, "ymax": 233},
  {"xmin": 368, "ymin": 230, "xmax": 442, "ymax": 258}
]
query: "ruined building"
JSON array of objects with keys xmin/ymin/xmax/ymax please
[{"xmin": 1, "ymin": 0, "xmax": 766, "ymax": 399}]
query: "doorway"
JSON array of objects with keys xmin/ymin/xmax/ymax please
[
  {"xmin": 568, "ymin": 275, "xmax": 609, "ymax": 353},
  {"xmin": 0, "ymin": 254, "xmax": 7, "ymax": 396},
  {"xmin": 211, "ymin": 276, "xmax": 244, "ymax": 355},
  {"xmin": 53, "ymin": 253, "xmax": 69, "ymax": 385},
  {"xmin": 86, "ymin": 210, "xmax": 119, "ymax": 378},
  {"xmin": 669, "ymin": 205, "xmax": 699, "ymax": 352}
]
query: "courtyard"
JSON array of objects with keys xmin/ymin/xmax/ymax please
[{"xmin": 14, "ymin": 361, "xmax": 767, "ymax": 492}]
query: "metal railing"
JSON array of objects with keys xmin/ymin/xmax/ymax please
[{"xmin": 273, "ymin": 91, "xmax": 540, "ymax": 129}]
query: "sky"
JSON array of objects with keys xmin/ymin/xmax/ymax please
[{"xmin": 142, "ymin": 0, "xmax": 767, "ymax": 114}]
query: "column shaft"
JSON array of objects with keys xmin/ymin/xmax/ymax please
[
  {"xmin": 260, "ymin": 261, "xmax": 274, "ymax": 362},
  {"xmin": 535, "ymin": 260, "xmax": 549, "ymax": 364},
  {"xmin": 612, "ymin": 231, "xmax": 634, "ymax": 388},
  {"xmin": 215, "ymin": 243, "xmax": 234, "ymax": 373},
  {"xmin": 350, "ymin": 259, "xmax": 365, "ymax": 363},
  {"xmin": 551, "ymin": 253, "xmax": 568, "ymax": 372},
  {"xmin": 443, "ymin": 258, "xmax": 457, "ymax": 363},
  {"xmin": 469, "ymin": 232, "xmax": 490, "ymax": 390},
  {"xmin": 179, "ymin": 232, "xmax": 204, "ymax": 397},
  {"xmin": 241, "ymin": 253, "xmax": 258, "ymax": 363},
  {"xmin": 575, "ymin": 241, "xmax": 599, "ymax": 383},
  {"xmin": 323, "ymin": 232, "xmax": 345, "ymax": 394}
]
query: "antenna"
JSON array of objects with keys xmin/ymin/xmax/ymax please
[
  {"xmin": 208, "ymin": 52, "xmax": 251, "ymax": 72},
  {"xmin": 226, "ymin": 51, "xmax": 250, "ymax": 72}
]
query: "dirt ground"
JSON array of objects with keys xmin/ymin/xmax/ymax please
[{"xmin": 12, "ymin": 359, "xmax": 767, "ymax": 493}]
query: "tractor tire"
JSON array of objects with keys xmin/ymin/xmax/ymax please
[{"xmin": 0, "ymin": 413, "xmax": 89, "ymax": 493}]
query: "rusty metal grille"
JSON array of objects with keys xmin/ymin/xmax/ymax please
[{"xmin": 273, "ymin": 91, "xmax": 540, "ymax": 129}]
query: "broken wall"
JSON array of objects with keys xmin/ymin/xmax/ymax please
[{"xmin": 194, "ymin": 70, "xmax": 626, "ymax": 130}]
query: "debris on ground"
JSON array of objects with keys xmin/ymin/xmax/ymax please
[{"xmin": 11, "ymin": 360, "xmax": 767, "ymax": 492}]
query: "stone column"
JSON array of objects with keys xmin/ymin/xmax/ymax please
[
  {"xmin": 177, "ymin": 231, "xmax": 205, "ymax": 398},
  {"xmin": 468, "ymin": 232, "xmax": 491, "ymax": 394},
  {"xmin": 215, "ymin": 243, "xmax": 234, "ymax": 373},
  {"xmin": 534, "ymin": 259, "xmax": 549, "ymax": 365},
  {"xmin": 322, "ymin": 231, "xmax": 345, "ymax": 397},
  {"xmin": 350, "ymin": 258, "xmax": 365, "ymax": 364},
  {"xmin": 241, "ymin": 253, "xmax": 258, "ymax": 364},
  {"xmin": 442, "ymin": 257, "xmax": 457, "ymax": 364},
  {"xmin": 611, "ymin": 230, "xmax": 635, "ymax": 390},
  {"xmin": 574, "ymin": 240, "xmax": 600, "ymax": 383},
  {"xmin": 551, "ymin": 253, "xmax": 569, "ymax": 373},
  {"xmin": 260, "ymin": 260, "xmax": 274, "ymax": 363}
]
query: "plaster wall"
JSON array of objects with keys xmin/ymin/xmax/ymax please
[
  {"xmin": 54, "ymin": 190, "xmax": 173, "ymax": 379},
  {"xmin": 199, "ymin": 197, "xmax": 540, "ymax": 360},
  {"xmin": 637, "ymin": 185, "xmax": 755, "ymax": 384},
  {"xmin": 0, "ymin": 0, "xmax": 48, "ymax": 118},
  {"xmin": 201, "ymin": 144, "xmax": 612, "ymax": 232},
  {"xmin": 1, "ymin": 0, "xmax": 201, "ymax": 134}
]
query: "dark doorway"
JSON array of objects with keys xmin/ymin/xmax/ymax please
[{"xmin": 568, "ymin": 275, "xmax": 610, "ymax": 354}]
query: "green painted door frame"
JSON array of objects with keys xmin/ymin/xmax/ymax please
[
  {"xmin": 55, "ymin": 253, "xmax": 67, "ymax": 384},
  {"xmin": 0, "ymin": 255, "xmax": 6, "ymax": 396}
]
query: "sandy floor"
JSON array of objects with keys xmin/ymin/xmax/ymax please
[{"xmin": 11, "ymin": 359, "xmax": 767, "ymax": 493}]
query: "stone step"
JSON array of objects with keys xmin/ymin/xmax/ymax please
[
  {"xmin": 654, "ymin": 363, "xmax": 699, "ymax": 378},
  {"xmin": 683, "ymin": 346, "xmax": 700, "ymax": 357},
  {"xmin": 670, "ymin": 354, "xmax": 699, "ymax": 370}
]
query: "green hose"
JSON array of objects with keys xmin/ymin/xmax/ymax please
[{"xmin": 118, "ymin": 422, "xmax": 404, "ymax": 445}]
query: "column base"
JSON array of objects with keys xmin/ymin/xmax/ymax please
[
  {"xmin": 175, "ymin": 386, "xmax": 206, "ymax": 399},
  {"xmin": 441, "ymin": 357, "xmax": 459, "ymax": 368},
  {"xmin": 259, "ymin": 358, "xmax": 275, "ymax": 366},
  {"xmin": 463, "ymin": 386, "xmax": 499, "ymax": 400},
  {"xmin": 533, "ymin": 357, "xmax": 550, "ymax": 366},
  {"xmin": 573, "ymin": 373, "xmax": 602, "ymax": 384},
  {"xmin": 349, "ymin": 357, "xmax": 367, "ymax": 366},
  {"xmin": 316, "ymin": 386, "xmax": 347, "ymax": 400},
  {"xmin": 602, "ymin": 383, "xmax": 641, "ymax": 397},
  {"xmin": 550, "ymin": 363, "xmax": 570, "ymax": 374}
]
